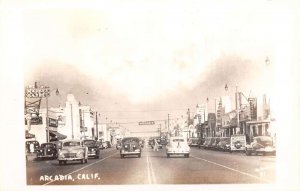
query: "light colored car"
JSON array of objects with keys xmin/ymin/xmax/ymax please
[
  {"xmin": 166, "ymin": 137, "xmax": 190, "ymax": 158},
  {"xmin": 245, "ymin": 136, "xmax": 276, "ymax": 156},
  {"xmin": 57, "ymin": 139, "xmax": 88, "ymax": 165}
]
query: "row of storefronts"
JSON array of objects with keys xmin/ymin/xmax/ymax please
[
  {"xmin": 176, "ymin": 94, "xmax": 276, "ymax": 144},
  {"xmin": 25, "ymin": 94, "xmax": 122, "ymax": 145}
]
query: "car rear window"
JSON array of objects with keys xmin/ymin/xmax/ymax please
[{"xmin": 172, "ymin": 139, "xmax": 184, "ymax": 142}]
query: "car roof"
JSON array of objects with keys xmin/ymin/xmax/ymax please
[
  {"xmin": 170, "ymin": 137, "xmax": 185, "ymax": 140},
  {"xmin": 122, "ymin": 137, "xmax": 139, "ymax": 141},
  {"xmin": 62, "ymin": 139, "xmax": 82, "ymax": 142}
]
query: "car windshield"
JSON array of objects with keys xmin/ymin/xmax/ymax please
[
  {"xmin": 63, "ymin": 141, "xmax": 81, "ymax": 147},
  {"xmin": 256, "ymin": 137, "xmax": 272, "ymax": 146},
  {"xmin": 41, "ymin": 144, "xmax": 53, "ymax": 148},
  {"xmin": 83, "ymin": 140, "xmax": 96, "ymax": 146},
  {"xmin": 122, "ymin": 138, "xmax": 139, "ymax": 144}
]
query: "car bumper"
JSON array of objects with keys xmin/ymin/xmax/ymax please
[
  {"xmin": 37, "ymin": 154, "xmax": 55, "ymax": 158},
  {"xmin": 167, "ymin": 150, "xmax": 190, "ymax": 154},
  {"xmin": 120, "ymin": 151, "xmax": 141, "ymax": 155},
  {"xmin": 58, "ymin": 157, "xmax": 83, "ymax": 161}
]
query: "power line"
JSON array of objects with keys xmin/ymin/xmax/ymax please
[{"xmin": 96, "ymin": 108, "xmax": 188, "ymax": 113}]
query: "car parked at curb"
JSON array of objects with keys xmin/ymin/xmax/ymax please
[
  {"xmin": 120, "ymin": 137, "xmax": 142, "ymax": 158},
  {"xmin": 188, "ymin": 137, "xmax": 200, "ymax": 147},
  {"xmin": 217, "ymin": 137, "xmax": 231, "ymax": 152},
  {"xmin": 36, "ymin": 142, "xmax": 58, "ymax": 160},
  {"xmin": 245, "ymin": 136, "xmax": 276, "ymax": 156},
  {"xmin": 166, "ymin": 137, "xmax": 190, "ymax": 158},
  {"xmin": 57, "ymin": 139, "xmax": 88, "ymax": 165}
]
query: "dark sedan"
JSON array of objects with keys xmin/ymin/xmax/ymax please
[
  {"xmin": 83, "ymin": 139, "xmax": 101, "ymax": 159},
  {"xmin": 120, "ymin": 137, "xmax": 142, "ymax": 158},
  {"xmin": 36, "ymin": 143, "xmax": 58, "ymax": 160}
]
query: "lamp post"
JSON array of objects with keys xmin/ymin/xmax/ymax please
[{"xmin": 225, "ymin": 84, "xmax": 240, "ymax": 135}]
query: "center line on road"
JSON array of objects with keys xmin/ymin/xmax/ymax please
[
  {"xmin": 191, "ymin": 155, "xmax": 272, "ymax": 183},
  {"xmin": 146, "ymin": 152, "xmax": 157, "ymax": 184},
  {"xmin": 146, "ymin": 154, "xmax": 152, "ymax": 184},
  {"xmin": 43, "ymin": 152, "xmax": 119, "ymax": 185}
]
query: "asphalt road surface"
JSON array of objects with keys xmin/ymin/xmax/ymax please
[{"xmin": 26, "ymin": 146, "xmax": 276, "ymax": 185}]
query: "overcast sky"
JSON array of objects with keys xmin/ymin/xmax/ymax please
[{"xmin": 18, "ymin": 0, "xmax": 298, "ymax": 132}]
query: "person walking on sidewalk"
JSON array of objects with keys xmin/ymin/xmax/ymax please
[{"xmin": 153, "ymin": 138, "xmax": 159, "ymax": 151}]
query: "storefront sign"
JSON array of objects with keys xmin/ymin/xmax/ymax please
[
  {"xmin": 230, "ymin": 135, "xmax": 246, "ymax": 151},
  {"xmin": 138, "ymin": 121, "xmax": 155, "ymax": 125},
  {"xmin": 48, "ymin": 118, "xmax": 58, "ymax": 127},
  {"xmin": 25, "ymin": 87, "xmax": 50, "ymax": 98}
]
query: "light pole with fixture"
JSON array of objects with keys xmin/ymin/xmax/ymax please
[{"xmin": 225, "ymin": 84, "xmax": 240, "ymax": 135}]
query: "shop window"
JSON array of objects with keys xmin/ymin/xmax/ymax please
[
  {"xmin": 252, "ymin": 126, "xmax": 257, "ymax": 136},
  {"xmin": 265, "ymin": 124, "xmax": 269, "ymax": 135},
  {"xmin": 258, "ymin": 125, "xmax": 262, "ymax": 136}
]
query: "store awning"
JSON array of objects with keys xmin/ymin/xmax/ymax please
[
  {"xmin": 25, "ymin": 131, "xmax": 35, "ymax": 139},
  {"xmin": 49, "ymin": 131, "xmax": 67, "ymax": 140}
]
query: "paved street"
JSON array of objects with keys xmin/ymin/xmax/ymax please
[{"xmin": 26, "ymin": 146, "xmax": 276, "ymax": 185}]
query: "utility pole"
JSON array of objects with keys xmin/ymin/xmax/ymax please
[
  {"xmin": 187, "ymin": 108, "xmax": 190, "ymax": 125},
  {"xmin": 235, "ymin": 86, "xmax": 240, "ymax": 132},
  {"xmin": 96, "ymin": 112, "xmax": 99, "ymax": 140},
  {"xmin": 167, "ymin": 114, "xmax": 170, "ymax": 133}
]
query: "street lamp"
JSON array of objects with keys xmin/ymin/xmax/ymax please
[{"xmin": 225, "ymin": 84, "xmax": 240, "ymax": 132}]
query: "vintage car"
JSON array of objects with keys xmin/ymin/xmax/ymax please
[
  {"xmin": 83, "ymin": 139, "xmax": 101, "ymax": 159},
  {"xmin": 201, "ymin": 137, "xmax": 212, "ymax": 149},
  {"xmin": 211, "ymin": 137, "xmax": 221, "ymax": 150},
  {"xmin": 52, "ymin": 141, "xmax": 63, "ymax": 151},
  {"xmin": 57, "ymin": 139, "xmax": 88, "ymax": 165},
  {"xmin": 217, "ymin": 137, "xmax": 231, "ymax": 152},
  {"xmin": 105, "ymin": 141, "xmax": 112, "ymax": 148},
  {"xmin": 36, "ymin": 142, "xmax": 58, "ymax": 159},
  {"xmin": 245, "ymin": 136, "xmax": 276, "ymax": 156},
  {"xmin": 188, "ymin": 137, "xmax": 200, "ymax": 147},
  {"xmin": 166, "ymin": 136, "xmax": 190, "ymax": 158},
  {"xmin": 120, "ymin": 137, "xmax": 142, "ymax": 158}
]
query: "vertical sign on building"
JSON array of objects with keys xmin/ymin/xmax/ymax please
[
  {"xmin": 248, "ymin": 98, "xmax": 257, "ymax": 121},
  {"xmin": 215, "ymin": 98, "xmax": 222, "ymax": 127}
]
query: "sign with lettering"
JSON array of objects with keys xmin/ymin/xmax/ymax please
[
  {"xmin": 49, "ymin": 118, "xmax": 58, "ymax": 128},
  {"xmin": 138, "ymin": 121, "xmax": 155, "ymax": 125},
  {"xmin": 25, "ymin": 87, "xmax": 50, "ymax": 98},
  {"xmin": 25, "ymin": 116, "xmax": 43, "ymax": 125}
]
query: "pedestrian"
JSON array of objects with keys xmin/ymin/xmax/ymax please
[{"xmin": 153, "ymin": 139, "xmax": 159, "ymax": 151}]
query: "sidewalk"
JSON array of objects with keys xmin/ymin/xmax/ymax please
[{"xmin": 26, "ymin": 153, "xmax": 37, "ymax": 161}]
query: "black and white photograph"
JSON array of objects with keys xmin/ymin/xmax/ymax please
[{"xmin": 0, "ymin": 0, "xmax": 299, "ymax": 191}]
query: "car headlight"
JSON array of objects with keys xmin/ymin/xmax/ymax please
[
  {"xmin": 58, "ymin": 152, "xmax": 64, "ymax": 157},
  {"xmin": 77, "ymin": 150, "xmax": 84, "ymax": 156}
]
